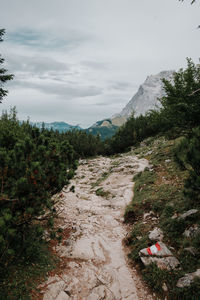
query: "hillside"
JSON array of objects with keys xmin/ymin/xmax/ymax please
[
  {"xmin": 30, "ymin": 121, "xmax": 82, "ymax": 132},
  {"xmin": 123, "ymin": 135, "xmax": 200, "ymax": 299}
]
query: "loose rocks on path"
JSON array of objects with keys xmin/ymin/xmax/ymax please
[{"xmin": 40, "ymin": 154, "xmax": 154, "ymax": 300}]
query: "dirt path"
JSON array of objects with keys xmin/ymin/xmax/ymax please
[{"xmin": 40, "ymin": 154, "xmax": 154, "ymax": 300}]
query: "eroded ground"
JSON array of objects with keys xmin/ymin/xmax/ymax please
[{"xmin": 40, "ymin": 154, "xmax": 154, "ymax": 300}]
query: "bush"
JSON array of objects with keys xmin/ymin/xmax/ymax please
[{"xmin": 0, "ymin": 110, "xmax": 76, "ymax": 266}]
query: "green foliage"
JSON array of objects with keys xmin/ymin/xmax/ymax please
[
  {"xmin": 64, "ymin": 129, "xmax": 105, "ymax": 157},
  {"xmin": 0, "ymin": 109, "xmax": 76, "ymax": 267},
  {"xmin": 173, "ymin": 126, "xmax": 200, "ymax": 205},
  {"xmin": 106, "ymin": 110, "xmax": 168, "ymax": 154},
  {"xmin": 160, "ymin": 58, "xmax": 200, "ymax": 130},
  {"xmin": 0, "ymin": 29, "xmax": 14, "ymax": 102},
  {"xmin": 95, "ymin": 187, "xmax": 110, "ymax": 198}
]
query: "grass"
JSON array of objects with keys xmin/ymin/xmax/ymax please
[
  {"xmin": 125, "ymin": 135, "xmax": 200, "ymax": 299},
  {"xmin": 91, "ymin": 171, "xmax": 110, "ymax": 188},
  {"xmin": 0, "ymin": 242, "xmax": 57, "ymax": 300},
  {"xmin": 95, "ymin": 187, "xmax": 111, "ymax": 199}
]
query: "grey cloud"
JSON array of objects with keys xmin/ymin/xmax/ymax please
[
  {"xmin": 10, "ymin": 79, "xmax": 103, "ymax": 99},
  {"xmin": 108, "ymin": 81, "xmax": 137, "ymax": 91},
  {"xmin": 6, "ymin": 54, "xmax": 71, "ymax": 74},
  {"xmin": 80, "ymin": 60, "xmax": 108, "ymax": 70},
  {"xmin": 6, "ymin": 28, "xmax": 91, "ymax": 51}
]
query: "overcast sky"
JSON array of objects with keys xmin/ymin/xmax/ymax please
[{"xmin": 0, "ymin": 0, "xmax": 199, "ymax": 128}]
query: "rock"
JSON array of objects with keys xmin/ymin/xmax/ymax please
[
  {"xmin": 177, "ymin": 269, "xmax": 200, "ymax": 288},
  {"xmin": 172, "ymin": 213, "xmax": 178, "ymax": 219},
  {"xmin": 86, "ymin": 285, "xmax": 114, "ymax": 300},
  {"xmin": 55, "ymin": 291, "xmax": 70, "ymax": 300},
  {"xmin": 140, "ymin": 142, "xmax": 146, "ymax": 147},
  {"xmin": 148, "ymin": 227, "xmax": 164, "ymax": 241},
  {"xmin": 183, "ymin": 225, "xmax": 200, "ymax": 238},
  {"xmin": 143, "ymin": 211, "xmax": 154, "ymax": 220},
  {"xmin": 183, "ymin": 247, "xmax": 199, "ymax": 256},
  {"xmin": 162, "ymin": 283, "xmax": 168, "ymax": 292},
  {"xmin": 139, "ymin": 242, "xmax": 180, "ymax": 270},
  {"xmin": 179, "ymin": 209, "xmax": 198, "ymax": 220},
  {"xmin": 43, "ymin": 280, "xmax": 67, "ymax": 300},
  {"xmin": 165, "ymin": 159, "xmax": 171, "ymax": 163}
]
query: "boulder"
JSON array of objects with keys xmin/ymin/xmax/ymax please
[
  {"xmin": 148, "ymin": 227, "xmax": 164, "ymax": 241},
  {"xmin": 139, "ymin": 242, "xmax": 180, "ymax": 270},
  {"xmin": 183, "ymin": 224, "xmax": 200, "ymax": 238},
  {"xmin": 183, "ymin": 247, "xmax": 199, "ymax": 256},
  {"xmin": 177, "ymin": 269, "xmax": 200, "ymax": 288},
  {"xmin": 179, "ymin": 209, "xmax": 198, "ymax": 220}
]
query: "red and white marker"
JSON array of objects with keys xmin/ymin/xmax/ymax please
[{"xmin": 147, "ymin": 242, "xmax": 161, "ymax": 255}]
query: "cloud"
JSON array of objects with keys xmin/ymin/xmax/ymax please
[
  {"xmin": 0, "ymin": 0, "xmax": 199, "ymax": 127},
  {"xmin": 6, "ymin": 28, "xmax": 91, "ymax": 51},
  {"xmin": 9, "ymin": 78, "xmax": 103, "ymax": 99}
]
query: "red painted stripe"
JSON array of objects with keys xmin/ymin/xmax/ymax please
[
  {"xmin": 155, "ymin": 242, "xmax": 161, "ymax": 251},
  {"xmin": 147, "ymin": 247, "xmax": 152, "ymax": 255}
]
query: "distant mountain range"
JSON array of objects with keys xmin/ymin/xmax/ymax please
[{"xmin": 30, "ymin": 121, "xmax": 82, "ymax": 133}]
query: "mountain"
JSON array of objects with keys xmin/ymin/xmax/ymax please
[
  {"xmin": 86, "ymin": 116, "xmax": 128, "ymax": 140},
  {"xmin": 30, "ymin": 121, "xmax": 82, "ymax": 133},
  {"xmin": 88, "ymin": 70, "xmax": 174, "ymax": 139},
  {"xmin": 117, "ymin": 70, "xmax": 174, "ymax": 118}
]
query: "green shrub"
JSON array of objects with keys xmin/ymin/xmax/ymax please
[{"xmin": 0, "ymin": 110, "xmax": 76, "ymax": 266}]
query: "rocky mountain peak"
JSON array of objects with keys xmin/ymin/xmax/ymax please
[{"xmin": 118, "ymin": 70, "xmax": 174, "ymax": 118}]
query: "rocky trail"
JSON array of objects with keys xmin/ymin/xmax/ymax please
[{"xmin": 39, "ymin": 154, "xmax": 155, "ymax": 300}]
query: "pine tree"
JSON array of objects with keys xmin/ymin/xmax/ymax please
[
  {"xmin": 183, "ymin": 126, "xmax": 200, "ymax": 204},
  {"xmin": 0, "ymin": 29, "xmax": 13, "ymax": 103}
]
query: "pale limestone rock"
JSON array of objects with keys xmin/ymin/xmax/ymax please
[
  {"xmin": 86, "ymin": 285, "xmax": 114, "ymax": 300},
  {"xmin": 183, "ymin": 247, "xmax": 198, "ymax": 256},
  {"xmin": 43, "ymin": 280, "xmax": 67, "ymax": 300},
  {"xmin": 162, "ymin": 282, "xmax": 168, "ymax": 292},
  {"xmin": 143, "ymin": 211, "xmax": 154, "ymax": 220},
  {"xmin": 179, "ymin": 209, "xmax": 198, "ymax": 220},
  {"xmin": 183, "ymin": 225, "xmax": 200, "ymax": 238},
  {"xmin": 149, "ymin": 227, "xmax": 164, "ymax": 241},
  {"xmin": 177, "ymin": 269, "xmax": 200, "ymax": 288},
  {"xmin": 55, "ymin": 291, "xmax": 70, "ymax": 300},
  {"xmin": 139, "ymin": 242, "xmax": 180, "ymax": 270}
]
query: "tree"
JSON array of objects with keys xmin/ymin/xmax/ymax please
[
  {"xmin": 160, "ymin": 58, "xmax": 200, "ymax": 130},
  {"xmin": 0, "ymin": 29, "xmax": 13, "ymax": 103}
]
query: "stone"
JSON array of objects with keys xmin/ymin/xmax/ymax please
[
  {"xmin": 140, "ymin": 142, "xmax": 146, "ymax": 147},
  {"xmin": 165, "ymin": 159, "xmax": 171, "ymax": 163},
  {"xmin": 139, "ymin": 242, "xmax": 180, "ymax": 270},
  {"xmin": 43, "ymin": 280, "xmax": 67, "ymax": 300},
  {"xmin": 162, "ymin": 283, "xmax": 168, "ymax": 292},
  {"xmin": 55, "ymin": 291, "xmax": 70, "ymax": 300},
  {"xmin": 143, "ymin": 211, "xmax": 154, "ymax": 220},
  {"xmin": 148, "ymin": 227, "xmax": 164, "ymax": 241},
  {"xmin": 183, "ymin": 225, "xmax": 200, "ymax": 238},
  {"xmin": 177, "ymin": 269, "xmax": 200, "ymax": 288},
  {"xmin": 86, "ymin": 285, "xmax": 114, "ymax": 300},
  {"xmin": 172, "ymin": 213, "xmax": 178, "ymax": 219},
  {"xmin": 183, "ymin": 247, "xmax": 198, "ymax": 256},
  {"xmin": 179, "ymin": 209, "xmax": 198, "ymax": 220}
]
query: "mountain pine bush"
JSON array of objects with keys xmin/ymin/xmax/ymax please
[
  {"xmin": 173, "ymin": 126, "xmax": 200, "ymax": 205},
  {"xmin": 0, "ymin": 109, "xmax": 76, "ymax": 266}
]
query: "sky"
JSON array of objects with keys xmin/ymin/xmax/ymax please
[{"xmin": 0, "ymin": 0, "xmax": 199, "ymax": 128}]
